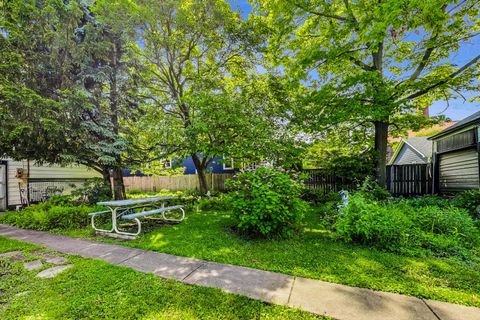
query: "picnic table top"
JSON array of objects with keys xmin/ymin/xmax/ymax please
[{"xmin": 97, "ymin": 196, "xmax": 177, "ymax": 207}]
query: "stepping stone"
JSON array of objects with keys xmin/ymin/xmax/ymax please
[
  {"xmin": 0, "ymin": 251, "xmax": 26, "ymax": 261},
  {"xmin": 15, "ymin": 291, "xmax": 31, "ymax": 297},
  {"xmin": 35, "ymin": 264, "xmax": 73, "ymax": 279},
  {"xmin": 31, "ymin": 249, "xmax": 66, "ymax": 263},
  {"xmin": 24, "ymin": 260, "xmax": 43, "ymax": 271},
  {"xmin": 42, "ymin": 253, "xmax": 67, "ymax": 265}
]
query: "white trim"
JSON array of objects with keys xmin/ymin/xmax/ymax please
[
  {"xmin": 389, "ymin": 138, "xmax": 429, "ymax": 165},
  {"xmin": 222, "ymin": 156, "xmax": 234, "ymax": 170},
  {"xmin": 402, "ymin": 140, "xmax": 426, "ymax": 158},
  {"xmin": 164, "ymin": 159, "xmax": 172, "ymax": 169},
  {"xmin": 388, "ymin": 140, "xmax": 406, "ymax": 165}
]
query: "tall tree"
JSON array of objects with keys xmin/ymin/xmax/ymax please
[
  {"xmin": 133, "ymin": 0, "xmax": 292, "ymax": 193},
  {"xmin": 256, "ymin": 0, "xmax": 480, "ymax": 185},
  {"xmin": 0, "ymin": 0, "xmax": 143, "ymax": 199},
  {"xmin": 65, "ymin": 0, "xmax": 142, "ymax": 199},
  {"xmin": 0, "ymin": 0, "xmax": 84, "ymax": 162}
]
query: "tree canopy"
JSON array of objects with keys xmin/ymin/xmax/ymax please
[
  {"xmin": 255, "ymin": 0, "xmax": 480, "ymax": 185},
  {"xmin": 1, "ymin": 0, "xmax": 479, "ymax": 196},
  {"xmin": 130, "ymin": 0, "xmax": 299, "ymax": 192}
]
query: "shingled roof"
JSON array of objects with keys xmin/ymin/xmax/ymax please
[
  {"xmin": 404, "ymin": 137, "xmax": 433, "ymax": 158},
  {"xmin": 389, "ymin": 137, "xmax": 432, "ymax": 165}
]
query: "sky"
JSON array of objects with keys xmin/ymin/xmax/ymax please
[{"xmin": 227, "ymin": 0, "xmax": 480, "ymax": 121}]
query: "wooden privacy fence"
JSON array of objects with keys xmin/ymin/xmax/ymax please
[
  {"xmin": 386, "ymin": 164, "xmax": 432, "ymax": 196},
  {"xmin": 125, "ymin": 167, "xmax": 433, "ymax": 196},
  {"xmin": 302, "ymin": 169, "xmax": 355, "ymax": 194},
  {"xmin": 123, "ymin": 173, "xmax": 235, "ymax": 192}
]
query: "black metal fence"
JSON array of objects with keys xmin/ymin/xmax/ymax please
[
  {"xmin": 386, "ymin": 164, "xmax": 432, "ymax": 196},
  {"xmin": 22, "ymin": 179, "xmax": 89, "ymax": 204}
]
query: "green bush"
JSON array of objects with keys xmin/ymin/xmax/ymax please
[
  {"xmin": 335, "ymin": 193, "xmax": 480, "ymax": 257},
  {"xmin": 400, "ymin": 195, "xmax": 451, "ymax": 208},
  {"xmin": 335, "ymin": 194, "xmax": 413, "ymax": 251},
  {"xmin": 357, "ymin": 176, "xmax": 391, "ymax": 201},
  {"xmin": 0, "ymin": 201, "xmax": 104, "ymax": 231},
  {"xmin": 301, "ymin": 189, "xmax": 341, "ymax": 205},
  {"xmin": 127, "ymin": 188, "xmax": 144, "ymax": 195},
  {"xmin": 452, "ymin": 189, "xmax": 480, "ymax": 219},
  {"xmin": 317, "ymin": 200, "xmax": 341, "ymax": 229},
  {"xmin": 226, "ymin": 167, "xmax": 308, "ymax": 238},
  {"xmin": 71, "ymin": 178, "xmax": 111, "ymax": 205},
  {"xmin": 197, "ymin": 194, "xmax": 231, "ymax": 212}
]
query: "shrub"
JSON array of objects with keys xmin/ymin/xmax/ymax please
[
  {"xmin": 401, "ymin": 195, "xmax": 451, "ymax": 208},
  {"xmin": 452, "ymin": 189, "xmax": 480, "ymax": 219},
  {"xmin": 301, "ymin": 189, "xmax": 341, "ymax": 205},
  {"xmin": 71, "ymin": 178, "xmax": 111, "ymax": 205},
  {"xmin": 197, "ymin": 194, "xmax": 231, "ymax": 212},
  {"xmin": 317, "ymin": 200, "xmax": 341, "ymax": 229},
  {"xmin": 335, "ymin": 193, "xmax": 480, "ymax": 257},
  {"xmin": 335, "ymin": 194, "xmax": 413, "ymax": 252},
  {"xmin": 226, "ymin": 167, "xmax": 308, "ymax": 238},
  {"xmin": 0, "ymin": 202, "xmax": 104, "ymax": 231},
  {"xmin": 357, "ymin": 176, "xmax": 390, "ymax": 201},
  {"xmin": 127, "ymin": 188, "xmax": 144, "ymax": 195}
]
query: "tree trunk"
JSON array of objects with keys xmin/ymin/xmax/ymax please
[
  {"xmin": 111, "ymin": 167, "xmax": 126, "ymax": 200},
  {"xmin": 191, "ymin": 154, "xmax": 209, "ymax": 194},
  {"xmin": 102, "ymin": 167, "xmax": 113, "ymax": 199},
  {"xmin": 374, "ymin": 120, "xmax": 389, "ymax": 187},
  {"xmin": 106, "ymin": 38, "xmax": 127, "ymax": 201}
]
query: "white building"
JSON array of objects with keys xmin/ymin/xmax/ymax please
[{"xmin": 0, "ymin": 159, "xmax": 100, "ymax": 211}]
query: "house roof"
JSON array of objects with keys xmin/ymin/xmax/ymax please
[
  {"xmin": 404, "ymin": 137, "xmax": 433, "ymax": 158},
  {"xmin": 429, "ymin": 110, "xmax": 480, "ymax": 140},
  {"xmin": 389, "ymin": 137, "xmax": 432, "ymax": 165}
]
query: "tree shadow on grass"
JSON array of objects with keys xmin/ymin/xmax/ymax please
[
  {"xmin": 1, "ymin": 256, "xmax": 322, "ymax": 320},
  {"xmin": 75, "ymin": 210, "xmax": 480, "ymax": 307}
]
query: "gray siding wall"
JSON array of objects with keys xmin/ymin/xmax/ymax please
[
  {"xmin": 393, "ymin": 145, "xmax": 427, "ymax": 165},
  {"xmin": 439, "ymin": 148, "xmax": 479, "ymax": 193}
]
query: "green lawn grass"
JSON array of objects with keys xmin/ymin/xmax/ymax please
[
  {"xmin": 0, "ymin": 236, "xmax": 322, "ymax": 320},
  {"xmin": 62, "ymin": 209, "xmax": 480, "ymax": 308}
]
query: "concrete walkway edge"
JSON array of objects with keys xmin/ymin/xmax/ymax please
[{"xmin": 1, "ymin": 224, "xmax": 478, "ymax": 320}]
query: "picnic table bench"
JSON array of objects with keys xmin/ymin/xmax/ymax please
[{"xmin": 89, "ymin": 196, "xmax": 185, "ymax": 238}]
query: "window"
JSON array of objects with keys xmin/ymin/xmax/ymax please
[
  {"xmin": 164, "ymin": 159, "xmax": 172, "ymax": 169},
  {"xmin": 223, "ymin": 156, "xmax": 235, "ymax": 170}
]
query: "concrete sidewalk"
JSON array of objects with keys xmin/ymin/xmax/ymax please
[{"xmin": 1, "ymin": 224, "xmax": 478, "ymax": 320}]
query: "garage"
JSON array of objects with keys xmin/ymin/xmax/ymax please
[
  {"xmin": 430, "ymin": 111, "xmax": 480, "ymax": 194},
  {"xmin": 439, "ymin": 148, "xmax": 479, "ymax": 193}
]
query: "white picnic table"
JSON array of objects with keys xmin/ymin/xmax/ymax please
[{"xmin": 90, "ymin": 196, "xmax": 184, "ymax": 238}]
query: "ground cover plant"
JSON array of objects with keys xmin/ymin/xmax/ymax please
[
  {"xmin": 0, "ymin": 236, "xmax": 322, "ymax": 320},
  {"xmin": 335, "ymin": 193, "xmax": 480, "ymax": 258},
  {"xmin": 0, "ymin": 197, "xmax": 104, "ymax": 231}
]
